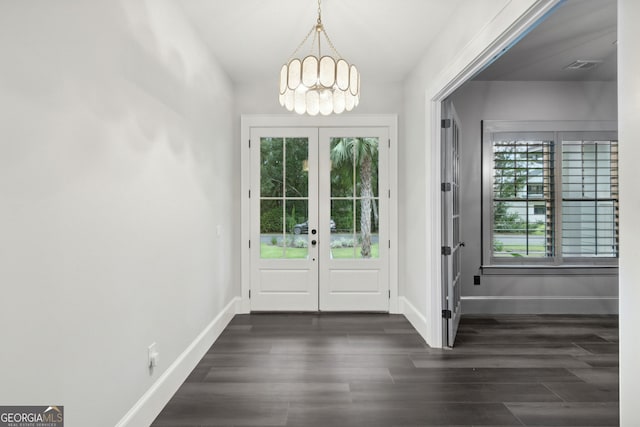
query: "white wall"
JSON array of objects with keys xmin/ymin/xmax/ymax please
[
  {"xmin": 401, "ymin": 0, "xmax": 543, "ymax": 345},
  {"xmin": 618, "ymin": 0, "xmax": 640, "ymax": 425},
  {"xmin": 0, "ymin": 1, "xmax": 237, "ymax": 426},
  {"xmin": 450, "ymin": 81, "xmax": 618, "ymax": 314}
]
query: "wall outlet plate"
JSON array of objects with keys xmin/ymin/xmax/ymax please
[{"xmin": 148, "ymin": 343, "xmax": 159, "ymax": 369}]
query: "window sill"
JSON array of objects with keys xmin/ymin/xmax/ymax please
[{"xmin": 481, "ymin": 264, "xmax": 618, "ymax": 276}]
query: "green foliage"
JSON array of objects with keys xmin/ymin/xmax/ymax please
[
  {"xmin": 258, "ymin": 136, "xmax": 380, "ymax": 243},
  {"xmin": 260, "ymin": 245, "xmax": 307, "ymax": 259},
  {"xmin": 493, "ymin": 142, "xmax": 551, "ymax": 239},
  {"xmin": 330, "ymin": 137, "xmax": 379, "ymax": 196},
  {"xmin": 260, "ymin": 137, "xmax": 310, "ymax": 233},
  {"xmin": 493, "ymin": 201, "xmax": 526, "ymax": 233},
  {"xmin": 332, "ymin": 244, "xmax": 380, "ymax": 259},
  {"xmin": 289, "ymin": 237, "xmax": 308, "ymax": 248},
  {"xmin": 260, "ymin": 243, "xmax": 380, "ymax": 259},
  {"xmin": 330, "ymin": 238, "xmax": 357, "ymax": 249},
  {"xmin": 285, "ymin": 205, "xmax": 299, "ymax": 233},
  {"xmin": 260, "ymin": 138, "xmax": 284, "ymax": 198},
  {"xmin": 332, "ymin": 206, "xmax": 353, "ymax": 232},
  {"xmin": 330, "ymin": 137, "xmax": 379, "ymax": 257},
  {"xmin": 261, "ymin": 208, "xmax": 282, "ymax": 233},
  {"xmin": 531, "ymin": 221, "xmax": 546, "ymax": 235}
]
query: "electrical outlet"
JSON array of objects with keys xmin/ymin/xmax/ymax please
[
  {"xmin": 148, "ymin": 343, "xmax": 159, "ymax": 369},
  {"xmin": 474, "ymin": 275, "xmax": 481, "ymax": 285}
]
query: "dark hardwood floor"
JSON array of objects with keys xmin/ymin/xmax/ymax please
[{"xmin": 152, "ymin": 313, "xmax": 619, "ymax": 427}]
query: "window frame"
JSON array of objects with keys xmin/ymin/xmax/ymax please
[{"xmin": 482, "ymin": 120, "xmax": 618, "ymax": 269}]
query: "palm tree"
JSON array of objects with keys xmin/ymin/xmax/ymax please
[{"xmin": 330, "ymin": 137, "xmax": 378, "ymax": 258}]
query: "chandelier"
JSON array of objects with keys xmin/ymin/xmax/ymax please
[{"xmin": 278, "ymin": 0, "xmax": 360, "ymax": 115}]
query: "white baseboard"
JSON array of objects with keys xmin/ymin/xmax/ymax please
[
  {"xmin": 115, "ymin": 296, "xmax": 240, "ymax": 427},
  {"xmin": 398, "ymin": 297, "xmax": 434, "ymax": 347},
  {"xmin": 462, "ymin": 296, "xmax": 619, "ymax": 314}
]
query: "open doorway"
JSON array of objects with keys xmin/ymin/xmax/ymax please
[{"xmin": 440, "ymin": 0, "xmax": 618, "ymax": 347}]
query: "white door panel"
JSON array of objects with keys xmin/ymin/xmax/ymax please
[
  {"xmin": 319, "ymin": 127, "xmax": 389, "ymax": 312},
  {"xmin": 328, "ymin": 270, "xmax": 380, "ymax": 293},
  {"xmin": 250, "ymin": 128, "xmax": 318, "ymax": 311},
  {"xmin": 250, "ymin": 126, "xmax": 389, "ymax": 312},
  {"xmin": 442, "ymin": 102, "xmax": 463, "ymax": 346}
]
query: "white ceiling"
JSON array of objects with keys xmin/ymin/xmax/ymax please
[
  {"xmin": 474, "ymin": 0, "xmax": 617, "ymax": 81},
  {"xmin": 179, "ymin": 0, "xmax": 617, "ymax": 85},
  {"xmin": 179, "ymin": 0, "xmax": 464, "ymax": 84}
]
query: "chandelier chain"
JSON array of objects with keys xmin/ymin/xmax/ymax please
[
  {"xmin": 320, "ymin": 27, "xmax": 343, "ymax": 59},
  {"xmin": 286, "ymin": 0, "xmax": 344, "ymax": 60},
  {"xmin": 309, "ymin": 28, "xmax": 319, "ymax": 56},
  {"xmin": 288, "ymin": 25, "xmax": 315, "ymax": 59}
]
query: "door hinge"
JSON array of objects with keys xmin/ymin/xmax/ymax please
[
  {"xmin": 249, "ymin": 189, "xmax": 251, "ymax": 198},
  {"xmin": 388, "ymin": 139, "xmax": 391, "ymax": 148},
  {"xmin": 442, "ymin": 309, "xmax": 452, "ymax": 319},
  {"xmin": 441, "ymin": 119, "xmax": 451, "ymax": 129},
  {"xmin": 249, "ymin": 240, "xmax": 251, "ymax": 249},
  {"xmin": 388, "ymin": 189, "xmax": 391, "ymax": 198},
  {"xmin": 249, "ymin": 289, "xmax": 251, "ymax": 298},
  {"xmin": 249, "ymin": 139, "xmax": 251, "ymax": 148},
  {"xmin": 441, "ymin": 182, "xmax": 452, "ymax": 192},
  {"xmin": 388, "ymin": 290, "xmax": 391, "ymax": 299},
  {"xmin": 441, "ymin": 246, "xmax": 452, "ymax": 255},
  {"xmin": 388, "ymin": 240, "xmax": 391, "ymax": 249}
]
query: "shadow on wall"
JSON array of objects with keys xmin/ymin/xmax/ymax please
[{"xmin": 0, "ymin": 0, "xmax": 233, "ymax": 203}]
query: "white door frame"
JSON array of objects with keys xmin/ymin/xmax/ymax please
[
  {"xmin": 424, "ymin": 0, "xmax": 563, "ymax": 347},
  {"xmin": 240, "ymin": 114, "xmax": 398, "ymax": 314}
]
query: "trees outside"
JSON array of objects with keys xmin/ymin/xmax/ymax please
[
  {"xmin": 492, "ymin": 141, "xmax": 552, "ymax": 256},
  {"xmin": 330, "ymin": 137, "xmax": 378, "ymax": 258},
  {"xmin": 260, "ymin": 137, "xmax": 309, "ymax": 233},
  {"xmin": 258, "ymin": 136, "xmax": 380, "ymax": 259}
]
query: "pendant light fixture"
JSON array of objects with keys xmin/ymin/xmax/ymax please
[{"xmin": 278, "ymin": 0, "xmax": 360, "ymax": 115}]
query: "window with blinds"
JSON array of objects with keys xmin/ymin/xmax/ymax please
[
  {"xmin": 483, "ymin": 124, "xmax": 619, "ymax": 266},
  {"xmin": 492, "ymin": 139, "xmax": 554, "ymax": 258},
  {"xmin": 561, "ymin": 139, "xmax": 618, "ymax": 257}
]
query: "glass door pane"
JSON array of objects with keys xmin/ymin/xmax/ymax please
[
  {"xmin": 259, "ymin": 137, "xmax": 309, "ymax": 260},
  {"xmin": 328, "ymin": 137, "xmax": 380, "ymax": 259}
]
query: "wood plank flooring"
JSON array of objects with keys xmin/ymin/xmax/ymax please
[{"xmin": 152, "ymin": 314, "xmax": 619, "ymax": 427}]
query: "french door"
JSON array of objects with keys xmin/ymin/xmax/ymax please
[
  {"xmin": 441, "ymin": 101, "xmax": 463, "ymax": 347},
  {"xmin": 250, "ymin": 127, "xmax": 389, "ymax": 311}
]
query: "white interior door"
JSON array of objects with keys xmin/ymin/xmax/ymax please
[
  {"xmin": 250, "ymin": 126, "xmax": 389, "ymax": 312},
  {"xmin": 319, "ymin": 128, "xmax": 389, "ymax": 311},
  {"xmin": 250, "ymin": 128, "xmax": 318, "ymax": 311},
  {"xmin": 442, "ymin": 101, "xmax": 463, "ymax": 346}
]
